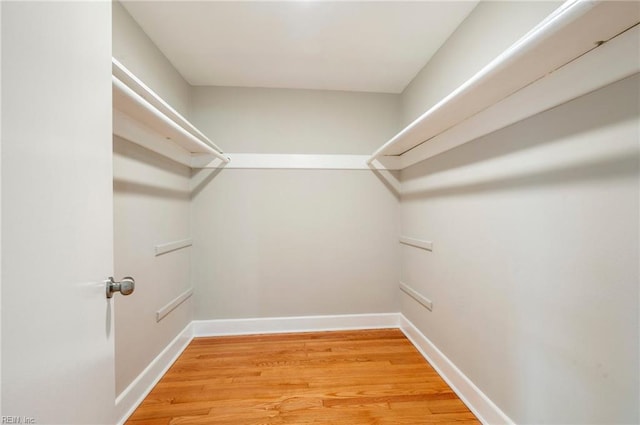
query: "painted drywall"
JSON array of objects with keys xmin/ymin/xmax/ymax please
[
  {"xmin": 401, "ymin": 1, "xmax": 562, "ymax": 126},
  {"xmin": 400, "ymin": 74, "xmax": 639, "ymax": 424},
  {"xmin": 191, "ymin": 169, "xmax": 400, "ymax": 319},
  {"xmin": 113, "ymin": 0, "xmax": 191, "ymax": 118},
  {"xmin": 190, "ymin": 86, "xmax": 400, "ymax": 154},
  {"xmin": 112, "ymin": 0, "xmax": 196, "ymax": 398},
  {"xmin": 2, "ymin": 2, "xmax": 116, "ymax": 423},
  {"xmin": 113, "ymin": 137, "xmax": 193, "ymax": 396},
  {"xmin": 190, "ymin": 86, "xmax": 401, "ymax": 319}
]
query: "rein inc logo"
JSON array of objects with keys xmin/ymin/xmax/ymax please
[{"xmin": 1, "ymin": 417, "xmax": 35, "ymax": 424}]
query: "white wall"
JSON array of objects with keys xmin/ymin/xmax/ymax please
[
  {"xmin": 190, "ymin": 87, "xmax": 401, "ymax": 320},
  {"xmin": 191, "ymin": 169, "xmax": 400, "ymax": 319},
  {"xmin": 112, "ymin": 3, "xmax": 194, "ymax": 397},
  {"xmin": 401, "ymin": 1, "xmax": 562, "ymax": 126},
  {"xmin": 191, "ymin": 86, "xmax": 400, "ymax": 154},
  {"xmin": 397, "ymin": 3, "xmax": 639, "ymax": 421},
  {"xmin": 400, "ymin": 74, "xmax": 639, "ymax": 424},
  {"xmin": 113, "ymin": 0, "xmax": 191, "ymax": 118},
  {"xmin": 113, "ymin": 137, "xmax": 193, "ymax": 396}
]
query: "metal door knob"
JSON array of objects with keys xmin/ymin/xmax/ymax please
[{"xmin": 106, "ymin": 276, "xmax": 135, "ymax": 298}]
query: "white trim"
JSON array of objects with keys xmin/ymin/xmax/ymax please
[
  {"xmin": 154, "ymin": 238, "xmax": 193, "ymax": 256},
  {"xmin": 191, "ymin": 153, "xmax": 402, "ymax": 170},
  {"xmin": 399, "ymin": 236, "xmax": 433, "ymax": 251},
  {"xmin": 156, "ymin": 288, "xmax": 194, "ymax": 322},
  {"xmin": 399, "ymin": 282, "xmax": 433, "ymax": 311},
  {"xmin": 115, "ymin": 323, "xmax": 194, "ymax": 425},
  {"xmin": 192, "ymin": 313, "xmax": 401, "ymax": 337},
  {"xmin": 399, "ymin": 316, "xmax": 514, "ymax": 425}
]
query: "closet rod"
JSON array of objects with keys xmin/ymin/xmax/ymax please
[
  {"xmin": 113, "ymin": 76, "xmax": 230, "ymax": 163},
  {"xmin": 366, "ymin": 0, "xmax": 598, "ymax": 165}
]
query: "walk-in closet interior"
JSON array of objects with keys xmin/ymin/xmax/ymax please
[{"xmin": 2, "ymin": 0, "xmax": 639, "ymax": 424}]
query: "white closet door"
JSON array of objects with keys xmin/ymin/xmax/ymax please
[{"xmin": 1, "ymin": 2, "xmax": 116, "ymax": 424}]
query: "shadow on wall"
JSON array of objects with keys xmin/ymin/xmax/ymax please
[
  {"xmin": 401, "ymin": 153, "xmax": 637, "ymax": 201},
  {"xmin": 369, "ymin": 168, "xmax": 401, "ymax": 200},
  {"xmin": 113, "ymin": 136, "xmax": 193, "ymax": 200},
  {"xmin": 113, "ymin": 136, "xmax": 229, "ymax": 199},
  {"xmin": 401, "ymin": 74, "xmax": 640, "ymax": 200},
  {"xmin": 190, "ymin": 166, "xmax": 226, "ymax": 199},
  {"xmin": 113, "ymin": 179, "xmax": 190, "ymax": 200}
]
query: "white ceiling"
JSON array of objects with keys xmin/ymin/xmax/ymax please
[{"xmin": 121, "ymin": 1, "xmax": 478, "ymax": 94}]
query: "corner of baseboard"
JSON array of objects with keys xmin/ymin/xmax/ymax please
[
  {"xmin": 115, "ymin": 321, "xmax": 194, "ymax": 425},
  {"xmin": 398, "ymin": 315, "xmax": 514, "ymax": 425}
]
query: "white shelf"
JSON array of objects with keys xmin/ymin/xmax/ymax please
[
  {"xmin": 112, "ymin": 58, "xmax": 229, "ymax": 168},
  {"xmin": 369, "ymin": 0, "xmax": 640, "ymax": 170}
]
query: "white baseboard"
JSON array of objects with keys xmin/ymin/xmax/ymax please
[
  {"xmin": 192, "ymin": 312, "xmax": 401, "ymax": 337},
  {"xmin": 399, "ymin": 315, "xmax": 513, "ymax": 425},
  {"xmin": 115, "ymin": 322, "xmax": 194, "ymax": 425}
]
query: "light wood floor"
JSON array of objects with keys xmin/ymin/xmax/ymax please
[{"xmin": 126, "ymin": 329, "xmax": 480, "ymax": 424}]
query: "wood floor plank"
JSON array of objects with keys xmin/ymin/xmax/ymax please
[{"xmin": 125, "ymin": 329, "xmax": 480, "ymax": 424}]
